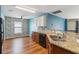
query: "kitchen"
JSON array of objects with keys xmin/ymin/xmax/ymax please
[
  {"xmin": 31, "ymin": 14, "xmax": 79, "ymax": 54},
  {"xmin": 0, "ymin": 5, "xmax": 79, "ymax": 54}
]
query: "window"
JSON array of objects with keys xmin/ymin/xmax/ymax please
[{"xmin": 14, "ymin": 22, "xmax": 22, "ymax": 34}]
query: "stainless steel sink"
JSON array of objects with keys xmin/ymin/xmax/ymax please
[{"xmin": 49, "ymin": 35, "xmax": 64, "ymax": 41}]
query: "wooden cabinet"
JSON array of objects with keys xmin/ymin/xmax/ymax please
[
  {"xmin": 46, "ymin": 36, "xmax": 52, "ymax": 53},
  {"xmin": 52, "ymin": 44, "xmax": 74, "ymax": 54},
  {"xmin": 32, "ymin": 32, "xmax": 47, "ymax": 49},
  {"xmin": 32, "ymin": 32, "xmax": 39, "ymax": 43},
  {"xmin": 32, "ymin": 32, "xmax": 75, "ymax": 54},
  {"xmin": 37, "ymin": 15, "xmax": 47, "ymax": 26},
  {"xmin": 47, "ymin": 43, "xmax": 74, "ymax": 54}
]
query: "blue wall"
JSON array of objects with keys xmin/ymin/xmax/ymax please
[
  {"xmin": 47, "ymin": 14, "xmax": 65, "ymax": 31},
  {"xmin": 29, "ymin": 13, "xmax": 66, "ymax": 36},
  {"xmin": 29, "ymin": 18, "xmax": 35, "ymax": 36}
]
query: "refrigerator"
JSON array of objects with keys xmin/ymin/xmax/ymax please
[
  {"xmin": 0, "ymin": 17, "xmax": 3, "ymax": 54},
  {"xmin": 76, "ymin": 21, "xmax": 79, "ymax": 33}
]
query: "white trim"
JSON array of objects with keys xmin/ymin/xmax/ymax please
[{"xmin": 5, "ymin": 34, "xmax": 29, "ymax": 39}]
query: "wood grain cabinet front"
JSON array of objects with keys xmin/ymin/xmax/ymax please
[
  {"xmin": 32, "ymin": 32, "xmax": 47, "ymax": 49},
  {"xmin": 47, "ymin": 43, "xmax": 75, "ymax": 54},
  {"xmin": 32, "ymin": 32, "xmax": 39, "ymax": 43},
  {"xmin": 52, "ymin": 44, "xmax": 74, "ymax": 54}
]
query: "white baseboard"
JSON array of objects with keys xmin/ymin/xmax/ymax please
[{"xmin": 5, "ymin": 34, "xmax": 29, "ymax": 39}]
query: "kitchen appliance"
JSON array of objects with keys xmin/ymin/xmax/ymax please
[
  {"xmin": 76, "ymin": 21, "xmax": 78, "ymax": 33},
  {"xmin": 39, "ymin": 33, "xmax": 46, "ymax": 48},
  {"xmin": 0, "ymin": 18, "xmax": 3, "ymax": 54}
]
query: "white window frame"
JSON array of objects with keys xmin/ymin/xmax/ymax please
[{"xmin": 14, "ymin": 21, "xmax": 22, "ymax": 34}]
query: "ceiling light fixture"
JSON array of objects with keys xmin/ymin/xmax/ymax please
[{"xmin": 15, "ymin": 6, "xmax": 37, "ymax": 13}]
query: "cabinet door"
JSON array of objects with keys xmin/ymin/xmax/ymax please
[
  {"xmin": 32, "ymin": 32, "xmax": 39, "ymax": 43},
  {"xmin": 37, "ymin": 16, "xmax": 47, "ymax": 26},
  {"xmin": 52, "ymin": 44, "xmax": 74, "ymax": 54},
  {"xmin": 35, "ymin": 32, "xmax": 39, "ymax": 43}
]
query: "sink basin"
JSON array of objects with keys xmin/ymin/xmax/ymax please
[{"xmin": 49, "ymin": 35, "xmax": 64, "ymax": 41}]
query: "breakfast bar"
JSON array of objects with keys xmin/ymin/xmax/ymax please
[
  {"xmin": 32, "ymin": 31, "xmax": 79, "ymax": 54},
  {"xmin": 46, "ymin": 32, "xmax": 79, "ymax": 54}
]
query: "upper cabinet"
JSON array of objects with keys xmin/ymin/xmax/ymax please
[
  {"xmin": 37, "ymin": 15, "xmax": 47, "ymax": 26},
  {"xmin": 29, "ymin": 15, "xmax": 47, "ymax": 36},
  {"xmin": 32, "ymin": 15, "xmax": 47, "ymax": 31}
]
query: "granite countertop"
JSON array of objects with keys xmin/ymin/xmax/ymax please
[{"xmin": 46, "ymin": 32, "xmax": 79, "ymax": 54}]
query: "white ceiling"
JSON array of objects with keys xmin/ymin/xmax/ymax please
[{"xmin": 2, "ymin": 5, "xmax": 79, "ymax": 19}]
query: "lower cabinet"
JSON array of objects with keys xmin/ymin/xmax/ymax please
[
  {"xmin": 32, "ymin": 32, "xmax": 39, "ymax": 43},
  {"xmin": 48, "ymin": 43, "xmax": 74, "ymax": 54},
  {"xmin": 53, "ymin": 44, "xmax": 74, "ymax": 54},
  {"xmin": 32, "ymin": 32, "xmax": 47, "ymax": 48}
]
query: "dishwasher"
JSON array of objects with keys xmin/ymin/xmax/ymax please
[{"xmin": 39, "ymin": 33, "xmax": 46, "ymax": 48}]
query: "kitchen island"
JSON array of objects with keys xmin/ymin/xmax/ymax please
[
  {"xmin": 46, "ymin": 32, "xmax": 79, "ymax": 54},
  {"xmin": 32, "ymin": 31, "xmax": 79, "ymax": 54}
]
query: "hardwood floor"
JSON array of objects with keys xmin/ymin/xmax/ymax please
[{"xmin": 2, "ymin": 37, "xmax": 48, "ymax": 54}]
